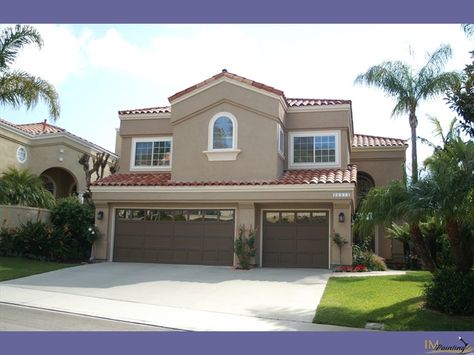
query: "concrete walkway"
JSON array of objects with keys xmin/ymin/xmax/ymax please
[{"xmin": 0, "ymin": 263, "xmax": 365, "ymax": 331}]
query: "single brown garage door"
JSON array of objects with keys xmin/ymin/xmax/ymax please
[
  {"xmin": 114, "ymin": 209, "xmax": 234, "ymax": 266},
  {"xmin": 262, "ymin": 211, "xmax": 329, "ymax": 268}
]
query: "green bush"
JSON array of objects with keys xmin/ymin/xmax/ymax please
[
  {"xmin": 234, "ymin": 225, "xmax": 256, "ymax": 270},
  {"xmin": 424, "ymin": 267, "xmax": 474, "ymax": 316},
  {"xmin": 0, "ymin": 227, "xmax": 16, "ymax": 256},
  {"xmin": 352, "ymin": 239, "xmax": 387, "ymax": 271},
  {"xmin": 0, "ymin": 198, "xmax": 100, "ymax": 262},
  {"xmin": 51, "ymin": 197, "xmax": 98, "ymax": 260}
]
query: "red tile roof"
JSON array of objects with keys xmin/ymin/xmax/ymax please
[
  {"xmin": 0, "ymin": 118, "xmax": 116, "ymax": 156},
  {"xmin": 119, "ymin": 70, "xmax": 352, "ymax": 115},
  {"xmin": 352, "ymin": 134, "xmax": 407, "ymax": 148},
  {"xmin": 92, "ymin": 165, "xmax": 357, "ymax": 187},
  {"xmin": 118, "ymin": 106, "xmax": 171, "ymax": 115},
  {"xmin": 168, "ymin": 70, "xmax": 285, "ymax": 102},
  {"xmin": 15, "ymin": 121, "xmax": 64, "ymax": 135},
  {"xmin": 287, "ymin": 98, "xmax": 351, "ymax": 107}
]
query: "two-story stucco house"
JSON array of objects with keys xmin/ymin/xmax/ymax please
[{"xmin": 91, "ymin": 70, "xmax": 407, "ymax": 268}]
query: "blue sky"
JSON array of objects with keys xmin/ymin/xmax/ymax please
[{"xmin": 2, "ymin": 24, "xmax": 472, "ymax": 173}]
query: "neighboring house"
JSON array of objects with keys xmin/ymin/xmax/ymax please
[
  {"xmin": 91, "ymin": 70, "xmax": 407, "ymax": 268},
  {"xmin": 0, "ymin": 118, "xmax": 117, "ymax": 199}
]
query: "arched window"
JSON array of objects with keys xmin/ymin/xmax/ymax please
[
  {"xmin": 41, "ymin": 174, "xmax": 56, "ymax": 197},
  {"xmin": 209, "ymin": 112, "xmax": 238, "ymax": 150},
  {"xmin": 213, "ymin": 116, "xmax": 233, "ymax": 149}
]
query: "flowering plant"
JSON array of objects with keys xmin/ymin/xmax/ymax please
[
  {"xmin": 334, "ymin": 265, "xmax": 354, "ymax": 272},
  {"xmin": 353, "ymin": 264, "xmax": 368, "ymax": 272}
]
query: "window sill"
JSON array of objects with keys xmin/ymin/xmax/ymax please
[{"xmin": 203, "ymin": 149, "xmax": 241, "ymax": 161}]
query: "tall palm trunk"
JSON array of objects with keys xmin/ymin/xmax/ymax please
[
  {"xmin": 409, "ymin": 223, "xmax": 436, "ymax": 272},
  {"xmin": 446, "ymin": 218, "xmax": 473, "ymax": 273},
  {"xmin": 409, "ymin": 111, "xmax": 418, "ymax": 183}
]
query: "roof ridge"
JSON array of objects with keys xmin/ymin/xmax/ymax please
[{"xmin": 353, "ymin": 133, "xmax": 407, "ymax": 141}]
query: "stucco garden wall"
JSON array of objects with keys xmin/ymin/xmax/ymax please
[{"xmin": 0, "ymin": 205, "xmax": 51, "ymax": 229}]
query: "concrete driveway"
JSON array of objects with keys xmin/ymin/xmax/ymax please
[{"xmin": 0, "ymin": 263, "xmax": 356, "ymax": 331}]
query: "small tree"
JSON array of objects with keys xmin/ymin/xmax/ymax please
[
  {"xmin": 332, "ymin": 233, "xmax": 348, "ymax": 265},
  {"xmin": 234, "ymin": 225, "xmax": 257, "ymax": 270},
  {"xmin": 78, "ymin": 152, "xmax": 111, "ymax": 204}
]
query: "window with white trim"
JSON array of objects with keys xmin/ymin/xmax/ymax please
[
  {"xmin": 131, "ymin": 137, "xmax": 172, "ymax": 169},
  {"xmin": 208, "ymin": 112, "xmax": 238, "ymax": 150},
  {"xmin": 289, "ymin": 131, "xmax": 340, "ymax": 168},
  {"xmin": 278, "ymin": 125, "xmax": 285, "ymax": 157}
]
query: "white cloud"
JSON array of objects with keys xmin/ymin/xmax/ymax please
[{"xmin": 12, "ymin": 24, "xmax": 88, "ymax": 85}]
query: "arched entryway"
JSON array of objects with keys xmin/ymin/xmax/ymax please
[{"xmin": 40, "ymin": 167, "xmax": 78, "ymax": 199}]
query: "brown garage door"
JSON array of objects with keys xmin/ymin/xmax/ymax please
[
  {"xmin": 262, "ymin": 211, "xmax": 329, "ymax": 268},
  {"xmin": 114, "ymin": 209, "xmax": 234, "ymax": 266}
]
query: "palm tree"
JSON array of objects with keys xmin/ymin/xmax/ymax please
[
  {"xmin": 462, "ymin": 24, "xmax": 474, "ymax": 39},
  {"xmin": 0, "ymin": 25, "xmax": 60, "ymax": 121},
  {"xmin": 0, "ymin": 167, "xmax": 55, "ymax": 209},
  {"xmin": 355, "ymin": 44, "xmax": 460, "ymax": 183}
]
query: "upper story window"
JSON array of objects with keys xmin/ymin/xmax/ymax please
[
  {"xmin": 278, "ymin": 124, "xmax": 285, "ymax": 157},
  {"xmin": 209, "ymin": 112, "xmax": 238, "ymax": 150},
  {"xmin": 131, "ymin": 137, "xmax": 172, "ymax": 170},
  {"xmin": 289, "ymin": 131, "xmax": 340, "ymax": 169},
  {"xmin": 204, "ymin": 112, "xmax": 241, "ymax": 161}
]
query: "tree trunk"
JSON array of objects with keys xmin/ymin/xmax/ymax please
[
  {"xmin": 409, "ymin": 223, "xmax": 437, "ymax": 273},
  {"xmin": 446, "ymin": 218, "xmax": 473, "ymax": 273},
  {"xmin": 409, "ymin": 111, "xmax": 418, "ymax": 183}
]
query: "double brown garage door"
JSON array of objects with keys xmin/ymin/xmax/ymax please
[
  {"xmin": 113, "ymin": 209, "xmax": 234, "ymax": 266},
  {"xmin": 262, "ymin": 211, "xmax": 329, "ymax": 268}
]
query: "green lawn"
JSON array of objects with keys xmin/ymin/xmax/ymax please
[
  {"xmin": 314, "ymin": 272, "xmax": 474, "ymax": 331},
  {"xmin": 0, "ymin": 256, "xmax": 77, "ymax": 282}
]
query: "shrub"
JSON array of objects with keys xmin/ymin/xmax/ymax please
[
  {"xmin": 370, "ymin": 254, "xmax": 387, "ymax": 271},
  {"xmin": 0, "ymin": 227, "xmax": 16, "ymax": 256},
  {"xmin": 424, "ymin": 267, "xmax": 474, "ymax": 316},
  {"xmin": 51, "ymin": 197, "xmax": 98, "ymax": 261},
  {"xmin": 352, "ymin": 239, "xmax": 387, "ymax": 271},
  {"xmin": 234, "ymin": 225, "xmax": 256, "ymax": 270}
]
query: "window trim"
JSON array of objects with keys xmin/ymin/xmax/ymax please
[
  {"xmin": 130, "ymin": 136, "xmax": 173, "ymax": 171},
  {"xmin": 16, "ymin": 146, "xmax": 27, "ymax": 164},
  {"xmin": 289, "ymin": 130, "xmax": 341, "ymax": 169},
  {"xmin": 208, "ymin": 112, "xmax": 238, "ymax": 151},
  {"xmin": 278, "ymin": 124, "xmax": 285, "ymax": 158}
]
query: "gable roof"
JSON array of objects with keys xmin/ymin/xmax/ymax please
[
  {"xmin": 92, "ymin": 165, "xmax": 357, "ymax": 187},
  {"xmin": 352, "ymin": 134, "xmax": 407, "ymax": 148},
  {"xmin": 168, "ymin": 69, "xmax": 285, "ymax": 103},
  {"xmin": 0, "ymin": 118, "xmax": 117, "ymax": 157}
]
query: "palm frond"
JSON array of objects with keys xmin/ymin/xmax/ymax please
[
  {"xmin": 417, "ymin": 71, "xmax": 461, "ymax": 101},
  {"xmin": 355, "ymin": 61, "xmax": 412, "ymax": 116},
  {"xmin": 417, "ymin": 44, "xmax": 452, "ymax": 82},
  {"xmin": 0, "ymin": 25, "xmax": 43, "ymax": 72},
  {"xmin": 462, "ymin": 24, "xmax": 474, "ymax": 39},
  {"xmin": 0, "ymin": 70, "xmax": 60, "ymax": 120}
]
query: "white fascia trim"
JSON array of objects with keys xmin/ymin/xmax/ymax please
[
  {"xmin": 286, "ymin": 104, "xmax": 351, "ymax": 113},
  {"xmin": 130, "ymin": 136, "xmax": 173, "ymax": 171},
  {"xmin": 91, "ymin": 183, "xmax": 355, "ymax": 194},
  {"xmin": 169, "ymin": 77, "xmax": 283, "ymax": 105},
  {"xmin": 119, "ymin": 113, "xmax": 171, "ymax": 120},
  {"xmin": 289, "ymin": 130, "xmax": 341, "ymax": 169}
]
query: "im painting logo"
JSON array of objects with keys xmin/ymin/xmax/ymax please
[{"xmin": 425, "ymin": 337, "xmax": 474, "ymax": 354}]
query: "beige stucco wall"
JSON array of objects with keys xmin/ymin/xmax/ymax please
[
  {"xmin": 170, "ymin": 81, "xmax": 281, "ymax": 123},
  {"xmin": 0, "ymin": 128, "xmax": 31, "ymax": 172},
  {"xmin": 0, "ymin": 205, "xmax": 51, "ymax": 229},
  {"xmin": 351, "ymin": 148, "xmax": 406, "ymax": 186},
  {"xmin": 171, "ymin": 102, "xmax": 282, "ymax": 181}
]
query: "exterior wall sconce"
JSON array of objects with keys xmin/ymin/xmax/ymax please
[
  {"xmin": 97, "ymin": 211, "xmax": 104, "ymax": 220},
  {"xmin": 338, "ymin": 212, "xmax": 345, "ymax": 223}
]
